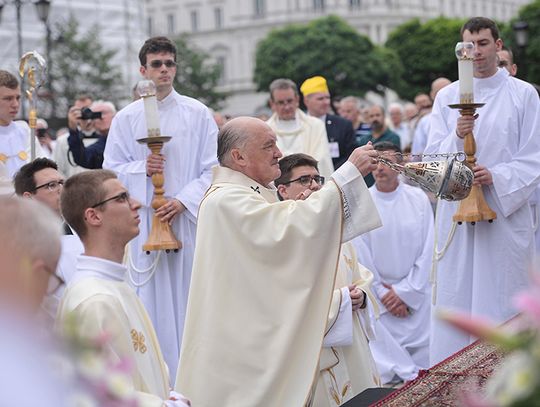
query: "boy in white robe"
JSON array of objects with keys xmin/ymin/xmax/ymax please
[
  {"xmin": 58, "ymin": 170, "xmax": 189, "ymax": 407},
  {"xmin": 275, "ymin": 153, "xmax": 380, "ymax": 406},
  {"xmin": 425, "ymin": 17, "xmax": 540, "ymax": 364},
  {"xmin": 356, "ymin": 142, "xmax": 434, "ymax": 382}
]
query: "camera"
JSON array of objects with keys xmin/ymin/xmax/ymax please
[
  {"xmin": 80, "ymin": 107, "xmax": 102, "ymax": 120},
  {"xmin": 36, "ymin": 128, "xmax": 47, "ymax": 138}
]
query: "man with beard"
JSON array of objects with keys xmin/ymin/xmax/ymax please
[{"xmin": 357, "ymin": 105, "xmax": 400, "ymax": 187}]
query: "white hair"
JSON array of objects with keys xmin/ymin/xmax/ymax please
[
  {"xmin": 388, "ymin": 102, "xmax": 404, "ymax": 114},
  {"xmin": 340, "ymin": 96, "xmax": 362, "ymax": 111},
  {"xmin": 91, "ymin": 100, "xmax": 116, "ymax": 114},
  {"xmin": 0, "ymin": 197, "xmax": 62, "ymax": 266}
]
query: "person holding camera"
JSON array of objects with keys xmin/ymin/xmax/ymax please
[
  {"xmin": 67, "ymin": 100, "xmax": 116, "ymax": 169},
  {"xmin": 36, "ymin": 118, "xmax": 56, "ymax": 159}
]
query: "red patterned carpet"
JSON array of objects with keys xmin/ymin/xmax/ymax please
[{"xmin": 370, "ymin": 339, "xmax": 505, "ymax": 406}]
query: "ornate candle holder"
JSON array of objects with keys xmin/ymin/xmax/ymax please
[
  {"xmin": 19, "ymin": 51, "xmax": 46, "ymax": 161},
  {"xmin": 136, "ymin": 80, "xmax": 181, "ymax": 254},
  {"xmin": 450, "ymin": 42, "xmax": 496, "ymax": 224},
  {"xmin": 448, "ymin": 103, "xmax": 496, "ymax": 224}
]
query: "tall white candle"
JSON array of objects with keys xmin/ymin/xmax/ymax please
[
  {"xmin": 137, "ymin": 80, "xmax": 160, "ymax": 137},
  {"xmin": 455, "ymin": 42, "xmax": 475, "ymax": 104}
]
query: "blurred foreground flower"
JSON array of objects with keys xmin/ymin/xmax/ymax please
[
  {"xmin": 439, "ymin": 276, "xmax": 540, "ymax": 407},
  {"xmin": 53, "ymin": 314, "xmax": 139, "ymax": 407}
]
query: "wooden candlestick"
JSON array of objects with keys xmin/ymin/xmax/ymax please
[
  {"xmin": 137, "ymin": 135, "xmax": 181, "ymax": 253},
  {"xmin": 449, "ymin": 103, "xmax": 496, "ymax": 225}
]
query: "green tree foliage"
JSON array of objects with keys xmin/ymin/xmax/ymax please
[
  {"xmin": 501, "ymin": 0, "xmax": 540, "ymax": 85},
  {"xmin": 49, "ymin": 16, "xmax": 123, "ymax": 116},
  {"xmin": 253, "ymin": 15, "xmax": 402, "ymax": 98},
  {"xmin": 173, "ymin": 35, "xmax": 228, "ymax": 111},
  {"xmin": 386, "ymin": 17, "xmax": 464, "ymax": 100}
]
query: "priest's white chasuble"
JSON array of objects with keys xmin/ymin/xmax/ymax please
[{"xmin": 176, "ymin": 162, "xmax": 381, "ymax": 407}]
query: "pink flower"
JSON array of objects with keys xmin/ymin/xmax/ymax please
[{"xmin": 514, "ymin": 291, "xmax": 540, "ymax": 326}]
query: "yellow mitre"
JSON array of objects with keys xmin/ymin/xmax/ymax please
[{"xmin": 300, "ymin": 76, "xmax": 329, "ymax": 96}]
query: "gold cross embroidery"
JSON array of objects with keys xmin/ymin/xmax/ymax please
[
  {"xmin": 131, "ymin": 329, "xmax": 147, "ymax": 354},
  {"xmin": 343, "ymin": 254, "xmax": 354, "ymax": 271}
]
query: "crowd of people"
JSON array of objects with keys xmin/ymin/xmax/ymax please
[{"xmin": 0, "ymin": 16, "xmax": 539, "ymax": 407}]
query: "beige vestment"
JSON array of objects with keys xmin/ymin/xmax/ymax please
[
  {"xmin": 57, "ymin": 256, "xmax": 170, "ymax": 407},
  {"xmin": 314, "ymin": 242, "xmax": 380, "ymax": 406},
  {"xmin": 267, "ymin": 109, "xmax": 334, "ymax": 178},
  {"xmin": 176, "ymin": 163, "xmax": 380, "ymax": 407}
]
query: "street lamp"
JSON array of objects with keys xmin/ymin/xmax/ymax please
[
  {"xmin": 35, "ymin": 0, "xmax": 53, "ymax": 116},
  {"xmin": 0, "ymin": 0, "xmax": 51, "ymax": 118},
  {"xmin": 512, "ymin": 20, "xmax": 529, "ymax": 80}
]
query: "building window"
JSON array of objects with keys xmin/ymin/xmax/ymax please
[
  {"xmin": 313, "ymin": 0, "xmax": 325, "ymax": 11},
  {"xmin": 190, "ymin": 10, "xmax": 199, "ymax": 32},
  {"xmin": 349, "ymin": 0, "xmax": 361, "ymax": 8},
  {"xmin": 254, "ymin": 0, "xmax": 265, "ymax": 17},
  {"xmin": 147, "ymin": 16, "xmax": 153, "ymax": 36},
  {"xmin": 216, "ymin": 55, "xmax": 226, "ymax": 85},
  {"xmin": 167, "ymin": 14, "xmax": 175, "ymax": 34},
  {"xmin": 214, "ymin": 7, "xmax": 223, "ymax": 29}
]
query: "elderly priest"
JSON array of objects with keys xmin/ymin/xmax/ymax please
[{"xmin": 175, "ymin": 117, "xmax": 381, "ymax": 407}]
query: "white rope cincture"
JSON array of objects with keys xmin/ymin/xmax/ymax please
[
  {"xmin": 533, "ymin": 204, "xmax": 539, "ymax": 232},
  {"xmin": 128, "ymin": 248, "xmax": 162, "ymax": 287},
  {"xmin": 430, "ymin": 198, "xmax": 457, "ymax": 306}
]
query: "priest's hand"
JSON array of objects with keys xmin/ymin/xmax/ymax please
[
  {"xmin": 349, "ymin": 285, "xmax": 366, "ymax": 311},
  {"xmin": 472, "ymin": 165, "xmax": 493, "ymax": 186},
  {"xmin": 348, "ymin": 142, "xmax": 379, "ymax": 176},
  {"xmin": 146, "ymin": 153, "xmax": 165, "ymax": 176},
  {"xmin": 456, "ymin": 114, "xmax": 478, "ymax": 139},
  {"xmin": 156, "ymin": 198, "xmax": 186, "ymax": 225},
  {"xmin": 381, "ymin": 283, "xmax": 409, "ymax": 318}
]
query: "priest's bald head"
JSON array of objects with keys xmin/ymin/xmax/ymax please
[{"xmin": 217, "ymin": 117, "xmax": 283, "ymax": 186}]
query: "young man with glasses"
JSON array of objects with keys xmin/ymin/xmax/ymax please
[
  {"xmin": 13, "ymin": 158, "xmax": 84, "ymax": 318},
  {"xmin": 266, "ymin": 78, "xmax": 334, "ymax": 179},
  {"xmin": 104, "ymin": 36, "xmax": 218, "ymax": 380},
  {"xmin": 14, "ymin": 157, "xmax": 65, "ymax": 216},
  {"xmin": 275, "ymin": 153, "xmax": 380, "ymax": 405},
  {"xmin": 58, "ymin": 169, "xmax": 190, "ymax": 407}
]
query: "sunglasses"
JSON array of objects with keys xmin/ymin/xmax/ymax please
[{"xmin": 147, "ymin": 59, "xmax": 177, "ymax": 69}]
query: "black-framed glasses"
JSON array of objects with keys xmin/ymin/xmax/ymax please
[
  {"xmin": 147, "ymin": 59, "xmax": 177, "ymax": 69},
  {"xmin": 33, "ymin": 179, "xmax": 64, "ymax": 192},
  {"xmin": 283, "ymin": 175, "xmax": 325, "ymax": 187},
  {"xmin": 91, "ymin": 191, "xmax": 130, "ymax": 208}
]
